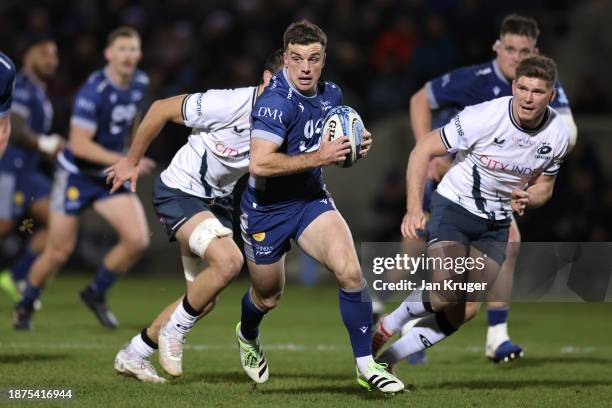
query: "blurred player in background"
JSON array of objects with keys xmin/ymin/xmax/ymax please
[
  {"xmin": 0, "ymin": 37, "xmax": 62, "ymax": 305},
  {"xmin": 107, "ymin": 50, "xmax": 284, "ymax": 383},
  {"xmin": 13, "ymin": 27, "xmax": 154, "ymax": 330},
  {"xmin": 0, "ymin": 51, "xmax": 15, "ymax": 157},
  {"xmin": 235, "ymin": 20, "xmax": 402, "ymax": 394},
  {"xmin": 376, "ymin": 55, "xmax": 570, "ymax": 372},
  {"xmin": 373, "ymin": 14, "xmax": 577, "ymax": 364}
]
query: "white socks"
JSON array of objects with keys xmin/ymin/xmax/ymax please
[
  {"xmin": 384, "ymin": 290, "xmax": 433, "ymax": 333},
  {"xmin": 127, "ymin": 333, "xmax": 155, "ymax": 359},
  {"xmin": 356, "ymin": 355, "xmax": 375, "ymax": 374}
]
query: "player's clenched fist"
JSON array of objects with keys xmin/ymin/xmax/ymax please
[
  {"xmin": 510, "ymin": 189, "xmax": 529, "ymax": 216},
  {"xmin": 401, "ymin": 210, "xmax": 427, "ymax": 239}
]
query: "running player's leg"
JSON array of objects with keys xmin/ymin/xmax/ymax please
[
  {"xmin": 377, "ymin": 245, "xmax": 501, "ymax": 369},
  {"xmin": 13, "ymin": 208, "xmax": 79, "ymax": 329},
  {"xmin": 297, "ymin": 209, "xmax": 404, "ymax": 393},
  {"xmin": 485, "ymin": 218, "xmax": 523, "ymax": 362}
]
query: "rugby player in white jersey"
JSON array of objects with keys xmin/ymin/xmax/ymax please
[
  {"xmin": 373, "ymin": 56, "xmax": 569, "ymax": 372},
  {"xmin": 374, "ymin": 14, "xmax": 577, "ymax": 365},
  {"xmin": 106, "ymin": 50, "xmax": 284, "ymax": 383}
]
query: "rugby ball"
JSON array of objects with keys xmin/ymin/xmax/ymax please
[{"xmin": 322, "ymin": 105, "xmax": 365, "ymax": 168}]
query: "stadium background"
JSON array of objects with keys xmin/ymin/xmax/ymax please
[{"xmin": 1, "ymin": 0, "xmax": 611, "ymax": 279}]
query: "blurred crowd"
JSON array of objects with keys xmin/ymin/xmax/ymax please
[{"xmin": 1, "ymin": 0, "xmax": 610, "ymax": 243}]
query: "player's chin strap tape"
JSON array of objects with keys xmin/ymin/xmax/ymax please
[{"xmin": 188, "ymin": 218, "xmax": 233, "ymax": 258}]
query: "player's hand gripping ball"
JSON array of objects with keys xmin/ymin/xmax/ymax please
[{"xmin": 322, "ymin": 105, "xmax": 365, "ymax": 167}]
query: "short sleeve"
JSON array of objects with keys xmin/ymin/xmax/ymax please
[
  {"xmin": 426, "ymin": 66, "xmax": 482, "ymax": 110},
  {"xmin": 70, "ymin": 87, "xmax": 99, "ymax": 132},
  {"xmin": 250, "ymin": 93, "xmax": 292, "ymax": 146},
  {"xmin": 0, "ymin": 54, "xmax": 15, "ymax": 117},
  {"xmin": 542, "ymin": 125, "xmax": 570, "ymax": 176},
  {"xmin": 182, "ymin": 89, "xmax": 248, "ymax": 129},
  {"xmin": 439, "ymin": 105, "xmax": 483, "ymax": 154}
]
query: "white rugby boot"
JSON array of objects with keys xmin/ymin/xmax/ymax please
[
  {"xmin": 356, "ymin": 361, "xmax": 405, "ymax": 394},
  {"xmin": 114, "ymin": 348, "xmax": 166, "ymax": 384},
  {"xmin": 158, "ymin": 322, "xmax": 184, "ymax": 376}
]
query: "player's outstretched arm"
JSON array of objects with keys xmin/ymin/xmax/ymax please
[
  {"xmin": 409, "ymin": 87, "xmax": 433, "ymax": 142},
  {"xmin": 9, "ymin": 113, "xmax": 63, "ymax": 156},
  {"xmin": 105, "ymin": 95, "xmax": 186, "ymax": 192},
  {"xmin": 402, "ymin": 129, "xmax": 449, "ymax": 239},
  {"xmin": 249, "ymin": 131, "xmax": 351, "ymax": 177}
]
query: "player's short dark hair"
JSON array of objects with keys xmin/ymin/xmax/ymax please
[
  {"xmin": 106, "ymin": 26, "xmax": 140, "ymax": 47},
  {"xmin": 283, "ymin": 20, "xmax": 327, "ymax": 50},
  {"xmin": 500, "ymin": 14, "xmax": 540, "ymax": 40},
  {"xmin": 263, "ymin": 48, "xmax": 284, "ymax": 74},
  {"xmin": 24, "ymin": 33, "xmax": 55, "ymax": 51},
  {"xmin": 515, "ymin": 55, "xmax": 557, "ymax": 88}
]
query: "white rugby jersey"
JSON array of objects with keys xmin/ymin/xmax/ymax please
[
  {"xmin": 436, "ymin": 96, "xmax": 570, "ymax": 221},
  {"xmin": 161, "ymin": 86, "xmax": 258, "ymax": 198}
]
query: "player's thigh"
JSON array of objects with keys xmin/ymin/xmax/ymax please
[
  {"xmin": 297, "ymin": 210, "xmax": 359, "ymax": 272},
  {"xmin": 24, "ymin": 171, "xmax": 52, "ymax": 225},
  {"xmin": 467, "ymin": 245, "xmax": 503, "ymax": 303},
  {"xmin": 246, "ymin": 257, "xmax": 286, "ymax": 301},
  {"xmin": 93, "ymin": 193, "xmax": 150, "ymax": 245},
  {"xmin": 427, "ymin": 240, "xmax": 469, "ymax": 306}
]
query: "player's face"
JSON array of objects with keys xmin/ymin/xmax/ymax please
[
  {"xmin": 495, "ymin": 34, "xmax": 536, "ymax": 80},
  {"xmin": 283, "ymin": 43, "xmax": 325, "ymax": 96},
  {"xmin": 30, "ymin": 41, "xmax": 59, "ymax": 78},
  {"xmin": 105, "ymin": 36, "xmax": 142, "ymax": 77},
  {"xmin": 512, "ymin": 76, "xmax": 556, "ymax": 127}
]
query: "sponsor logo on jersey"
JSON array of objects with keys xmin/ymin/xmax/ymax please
[
  {"xmin": 215, "ymin": 142, "xmax": 240, "ymax": 157},
  {"xmin": 453, "ymin": 115, "xmax": 464, "ymax": 138},
  {"xmin": 76, "ymin": 97, "xmax": 96, "ymax": 112},
  {"xmin": 257, "ymin": 106, "xmax": 283, "ymax": 123},
  {"xmin": 320, "ymin": 100, "xmax": 331, "ymax": 112},
  {"xmin": 535, "ymin": 143, "xmax": 553, "ymax": 159},
  {"xmin": 477, "ymin": 154, "xmax": 538, "ymax": 175},
  {"xmin": 252, "ymin": 232, "xmax": 266, "ymax": 242},
  {"xmin": 511, "ymin": 136, "xmax": 536, "ymax": 147},
  {"xmin": 475, "ymin": 67, "xmax": 492, "ymax": 76},
  {"xmin": 493, "ymin": 137, "xmax": 506, "ymax": 146}
]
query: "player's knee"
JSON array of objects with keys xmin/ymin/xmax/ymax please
[
  {"xmin": 333, "ymin": 259, "xmax": 363, "ymax": 289},
  {"xmin": 259, "ymin": 292, "xmax": 282, "ymax": 311},
  {"xmin": 208, "ymin": 248, "xmax": 243, "ymax": 285},
  {"xmin": 464, "ymin": 301, "xmax": 481, "ymax": 322},
  {"xmin": 123, "ymin": 232, "xmax": 150, "ymax": 255},
  {"xmin": 47, "ymin": 242, "xmax": 74, "ymax": 266}
]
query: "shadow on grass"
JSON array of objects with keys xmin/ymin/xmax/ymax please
[
  {"xmin": 496, "ymin": 355, "xmax": 612, "ymax": 368},
  {"xmin": 0, "ymin": 353, "xmax": 69, "ymax": 364},
  {"xmin": 432, "ymin": 378, "xmax": 611, "ymax": 390},
  {"xmin": 177, "ymin": 370, "xmax": 352, "ymax": 385}
]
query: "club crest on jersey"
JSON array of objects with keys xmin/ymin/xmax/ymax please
[
  {"xmin": 320, "ymin": 100, "xmax": 331, "ymax": 112},
  {"xmin": 257, "ymin": 106, "xmax": 283, "ymax": 123},
  {"xmin": 535, "ymin": 142, "xmax": 553, "ymax": 159}
]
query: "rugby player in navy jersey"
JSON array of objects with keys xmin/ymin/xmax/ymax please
[
  {"xmin": 373, "ymin": 14, "xmax": 577, "ymax": 364},
  {"xmin": 0, "ymin": 51, "xmax": 15, "ymax": 157},
  {"xmin": 13, "ymin": 27, "xmax": 154, "ymax": 330},
  {"xmin": 233, "ymin": 20, "xmax": 403, "ymax": 393},
  {"xmin": 0, "ymin": 37, "xmax": 62, "ymax": 305}
]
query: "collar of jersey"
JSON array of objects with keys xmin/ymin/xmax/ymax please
[
  {"xmin": 282, "ymin": 68, "xmax": 318, "ymax": 99},
  {"xmin": 508, "ymin": 98, "xmax": 550, "ymax": 134},
  {"xmin": 492, "ymin": 60, "xmax": 510, "ymax": 85},
  {"xmin": 102, "ymin": 67, "xmax": 133, "ymax": 91}
]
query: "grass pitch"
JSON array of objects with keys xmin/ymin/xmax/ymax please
[{"xmin": 0, "ymin": 273, "xmax": 611, "ymax": 407}]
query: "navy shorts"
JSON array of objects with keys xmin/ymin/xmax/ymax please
[
  {"xmin": 0, "ymin": 168, "xmax": 51, "ymax": 220},
  {"xmin": 152, "ymin": 177, "xmax": 233, "ymax": 241},
  {"xmin": 426, "ymin": 191, "xmax": 510, "ymax": 265},
  {"xmin": 422, "ymin": 179, "xmax": 438, "ymax": 212},
  {"xmin": 50, "ymin": 167, "xmax": 131, "ymax": 215},
  {"xmin": 240, "ymin": 191, "xmax": 336, "ymax": 265}
]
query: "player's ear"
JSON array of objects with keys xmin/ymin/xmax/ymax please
[
  {"xmin": 549, "ymin": 87, "xmax": 556, "ymax": 104},
  {"xmin": 104, "ymin": 46, "xmax": 112, "ymax": 62},
  {"xmin": 261, "ymin": 70, "xmax": 272, "ymax": 87},
  {"xmin": 283, "ymin": 51, "xmax": 289, "ymax": 68},
  {"xmin": 534, "ymin": 47, "xmax": 540, "ymax": 55},
  {"xmin": 492, "ymin": 39, "xmax": 500, "ymax": 52}
]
